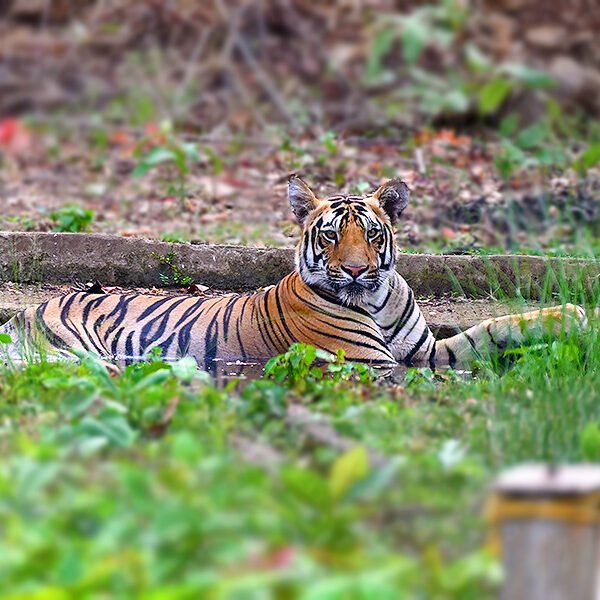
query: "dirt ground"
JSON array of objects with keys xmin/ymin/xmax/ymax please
[{"xmin": 3, "ymin": 126, "xmax": 599, "ymax": 254}]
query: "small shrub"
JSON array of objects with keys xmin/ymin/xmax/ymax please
[
  {"xmin": 152, "ymin": 251, "xmax": 194, "ymax": 287},
  {"xmin": 264, "ymin": 343, "xmax": 374, "ymax": 387},
  {"xmin": 50, "ymin": 204, "xmax": 95, "ymax": 233}
]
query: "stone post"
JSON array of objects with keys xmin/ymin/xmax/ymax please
[{"xmin": 486, "ymin": 464, "xmax": 600, "ymax": 600}]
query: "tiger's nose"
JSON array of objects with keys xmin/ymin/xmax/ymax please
[{"xmin": 341, "ymin": 264, "xmax": 368, "ymax": 279}]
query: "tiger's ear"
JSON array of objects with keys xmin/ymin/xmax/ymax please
[
  {"xmin": 373, "ymin": 179, "xmax": 410, "ymax": 223},
  {"xmin": 288, "ymin": 174, "xmax": 319, "ymax": 225}
]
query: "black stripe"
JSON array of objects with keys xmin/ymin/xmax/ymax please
[
  {"xmin": 204, "ymin": 316, "xmax": 219, "ymax": 371},
  {"xmin": 447, "ymin": 346, "xmax": 457, "ymax": 369},
  {"xmin": 124, "ymin": 331, "xmax": 135, "ymax": 366},
  {"xmin": 274, "ymin": 286, "xmax": 295, "ymax": 344},
  {"xmin": 173, "ymin": 299, "xmax": 211, "ymax": 357},
  {"xmin": 301, "ymin": 323, "xmax": 393, "ymax": 357},
  {"xmin": 385, "ymin": 292, "xmax": 415, "ymax": 343},
  {"xmin": 157, "ymin": 331, "xmax": 176, "ymax": 357},
  {"xmin": 429, "ymin": 341, "xmax": 437, "ymax": 369},
  {"xmin": 222, "ymin": 296, "xmax": 238, "ymax": 343},
  {"xmin": 105, "ymin": 296, "xmax": 137, "ymax": 338},
  {"xmin": 35, "ymin": 303, "xmax": 70, "ymax": 351},
  {"xmin": 59, "ymin": 294, "xmax": 92, "ymax": 351},
  {"xmin": 310, "ymin": 314, "xmax": 388, "ymax": 346},
  {"xmin": 81, "ymin": 296, "xmax": 111, "ymax": 355},
  {"xmin": 403, "ymin": 329, "xmax": 430, "ymax": 365},
  {"xmin": 172, "ymin": 297, "xmax": 209, "ymax": 329},
  {"xmin": 383, "ymin": 289, "xmax": 414, "ymax": 331},
  {"xmin": 302, "ymin": 231, "xmax": 310, "ymax": 264},
  {"xmin": 299, "ymin": 284, "xmax": 372, "ymax": 320},
  {"xmin": 136, "ymin": 297, "xmax": 176, "ymax": 322},
  {"xmin": 464, "ymin": 333, "xmax": 477, "ymax": 351},
  {"xmin": 486, "ymin": 323, "xmax": 502, "ymax": 348},
  {"xmin": 262, "ymin": 289, "xmax": 287, "ymax": 350},
  {"xmin": 139, "ymin": 297, "xmax": 190, "ymax": 352},
  {"xmin": 368, "ymin": 286, "xmax": 393, "ymax": 314},
  {"xmin": 254, "ymin": 300, "xmax": 279, "ymax": 354},
  {"xmin": 111, "ymin": 326, "xmax": 124, "ymax": 356},
  {"xmin": 235, "ymin": 296, "xmax": 250, "ymax": 360}
]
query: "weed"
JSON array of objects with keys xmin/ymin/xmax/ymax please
[
  {"xmin": 133, "ymin": 134, "xmax": 202, "ymax": 200},
  {"xmin": 264, "ymin": 343, "xmax": 374, "ymax": 388},
  {"xmin": 366, "ymin": 1, "xmax": 553, "ymax": 124},
  {"xmin": 0, "ymin": 345, "xmax": 501, "ymax": 597},
  {"xmin": 160, "ymin": 231, "xmax": 190, "ymax": 243},
  {"xmin": 152, "ymin": 251, "xmax": 194, "ymax": 287},
  {"xmin": 50, "ymin": 204, "xmax": 95, "ymax": 233}
]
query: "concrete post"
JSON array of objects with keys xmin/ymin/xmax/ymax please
[{"xmin": 486, "ymin": 464, "xmax": 600, "ymax": 600}]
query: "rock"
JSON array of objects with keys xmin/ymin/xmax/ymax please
[
  {"xmin": 526, "ymin": 26, "xmax": 566, "ymax": 49},
  {"xmin": 549, "ymin": 56, "xmax": 588, "ymax": 93}
]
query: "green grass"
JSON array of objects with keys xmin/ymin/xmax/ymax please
[{"xmin": 0, "ymin": 268, "xmax": 599, "ymax": 598}]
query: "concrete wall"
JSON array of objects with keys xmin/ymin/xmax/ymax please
[{"xmin": 1, "ymin": 232, "xmax": 598, "ymax": 299}]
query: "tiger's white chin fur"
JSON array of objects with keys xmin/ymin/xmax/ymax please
[{"xmin": 336, "ymin": 282, "xmax": 377, "ymax": 306}]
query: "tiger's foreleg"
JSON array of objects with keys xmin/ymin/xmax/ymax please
[{"xmin": 433, "ymin": 304, "xmax": 588, "ymax": 368}]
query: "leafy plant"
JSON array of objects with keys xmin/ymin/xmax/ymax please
[
  {"xmin": 574, "ymin": 143, "xmax": 600, "ymax": 176},
  {"xmin": 264, "ymin": 343, "xmax": 374, "ymax": 388},
  {"xmin": 152, "ymin": 251, "xmax": 194, "ymax": 286},
  {"xmin": 580, "ymin": 423, "xmax": 600, "ymax": 461},
  {"xmin": 133, "ymin": 136, "xmax": 203, "ymax": 200},
  {"xmin": 493, "ymin": 118, "xmax": 567, "ymax": 179},
  {"xmin": 50, "ymin": 204, "xmax": 95, "ymax": 233},
  {"xmin": 365, "ymin": 1, "xmax": 555, "ymax": 123}
]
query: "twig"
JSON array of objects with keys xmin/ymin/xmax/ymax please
[{"xmin": 414, "ymin": 147, "xmax": 426, "ymax": 175}]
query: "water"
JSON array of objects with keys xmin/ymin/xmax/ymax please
[{"xmin": 4, "ymin": 350, "xmax": 472, "ymax": 388}]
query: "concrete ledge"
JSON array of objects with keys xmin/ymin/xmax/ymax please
[{"xmin": 0, "ymin": 232, "xmax": 598, "ymax": 299}]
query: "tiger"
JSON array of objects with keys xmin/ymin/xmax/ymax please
[{"xmin": 0, "ymin": 175, "xmax": 587, "ymax": 370}]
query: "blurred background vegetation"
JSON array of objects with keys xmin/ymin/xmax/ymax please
[{"xmin": 1, "ymin": 0, "xmax": 599, "ymax": 254}]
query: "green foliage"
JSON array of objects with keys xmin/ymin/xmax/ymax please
[
  {"xmin": 404, "ymin": 366, "xmax": 437, "ymax": 392},
  {"xmin": 580, "ymin": 423, "xmax": 600, "ymax": 461},
  {"xmin": 574, "ymin": 143, "xmax": 600, "ymax": 176},
  {"xmin": 0, "ymin": 347, "xmax": 502, "ymax": 598},
  {"xmin": 50, "ymin": 204, "xmax": 95, "ymax": 233},
  {"xmin": 493, "ymin": 118, "xmax": 567, "ymax": 179},
  {"xmin": 264, "ymin": 343, "xmax": 374, "ymax": 390},
  {"xmin": 320, "ymin": 131, "xmax": 339, "ymax": 155},
  {"xmin": 152, "ymin": 251, "xmax": 194, "ymax": 287},
  {"xmin": 351, "ymin": 181, "xmax": 371, "ymax": 196},
  {"xmin": 1, "ymin": 278, "xmax": 599, "ymax": 597},
  {"xmin": 160, "ymin": 231, "xmax": 190, "ymax": 243},
  {"xmin": 132, "ymin": 133, "xmax": 209, "ymax": 200},
  {"xmin": 365, "ymin": 1, "xmax": 554, "ymax": 123},
  {"xmin": 133, "ymin": 139, "xmax": 201, "ymax": 181},
  {"xmin": 478, "ymin": 78, "xmax": 512, "ymax": 115}
]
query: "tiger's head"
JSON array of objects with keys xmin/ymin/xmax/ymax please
[{"xmin": 288, "ymin": 175, "xmax": 409, "ymax": 306}]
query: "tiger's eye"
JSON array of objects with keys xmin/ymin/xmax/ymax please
[
  {"xmin": 320, "ymin": 230, "xmax": 337, "ymax": 243},
  {"xmin": 367, "ymin": 227, "xmax": 380, "ymax": 240}
]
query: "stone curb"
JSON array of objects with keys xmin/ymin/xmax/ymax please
[{"xmin": 0, "ymin": 232, "xmax": 598, "ymax": 299}]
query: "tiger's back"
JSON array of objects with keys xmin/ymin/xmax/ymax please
[{"xmin": 9, "ymin": 271, "xmax": 395, "ymax": 367}]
